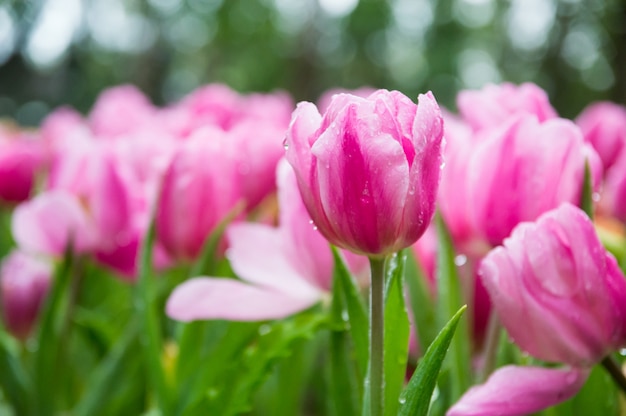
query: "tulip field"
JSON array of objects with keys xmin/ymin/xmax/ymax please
[{"xmin": 2, "ymin": 82, "xmax": 626, "ymax": 416}]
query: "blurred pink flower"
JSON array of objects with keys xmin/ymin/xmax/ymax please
[
  {"xmin": 480, "ymin": 203, "xmax": 626, "ymax": 367},
  {"xmin": 1, "ymin": 250, "xmax": 53, "ymax": 340},
  {"xmin": 88, "ymin": 85, "xmax": 156, "ymax": 138},
  {"xmin": 285, "ymin": 90, "xmax": 444, "ymax": 257},
  {"xmin": 457, "ymin": 82, "xmax": 558, "ymax": 131},
  {"xmin": 466, "ymin": 115, "xmax": 601, "ymax": 247},
  {"xmin": 0, "ymin": 126, "xmax": 45, "ymax": 203},
  {"xmin": 166, "ymin": 160, "xmax": 368, "ymax": 322},
  {"xmin": 447, "ymin": 365, "xmax": 588, "ymax": 416},
  {"xmin": 156, "ymin": 129, "xmax": 241, "ymax": 261},
  {"xmin": 576, "ymin": 101, "xmax": 626, "ymax": 172}
]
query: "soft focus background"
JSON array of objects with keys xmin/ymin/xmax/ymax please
[{"xmin": 0, "ymin": 0, "xmax": 624, "ymax": 125}]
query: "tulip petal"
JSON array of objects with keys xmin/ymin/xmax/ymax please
[
  {"xmin": 226, "ymin": 223, "xmax": 322, "ymax": 299},
  {"xmin": 166, "ymin": 278, "xmax": 320, "ymax": 322},
  {"xmin": 12, "ymin": 190, "xmax": 96, "ymax": 256},
  {"xmin": 447, "ymin": 366, "xmax": 588, "ymax": 416}
]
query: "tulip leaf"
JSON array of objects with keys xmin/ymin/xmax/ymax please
[
  {"xmin": 398, "ymin": 305, "xmax": 467, "ymax": 416},
  {"xmin": 405, "ymin": 249, "xmax": 437, "ymax": 355},
  {"xmin": 73, "ymin": 319, "xmax": 140, "ymax": 416},
  {"xmin": 579, "ymin": 160, "xmax": 594, "ymax": 220},
  {"xmin": 331, "ymin": 247, "xmax": 369, "ymax": 377},
  {"xmin": 197, "ymin": 311, "xmax": 327, "ymax": 416},
  {"xmin": 174, "ymin": 321, "xmax": 262, "ymax": 416},
  {"xmin": 435, "ymin": 213, "xmax": 471, "ymax": 405},
  {"xmin": 383, "ymin": 251, "xmax": 410, "ymax": 416},
  {"xmin": 134, "ymin": 218, "xmax": 172, "ymax": 415},
  {"xmin": 33, "ymin": 243, "xmax": 74, "ymax": 415},
  {"xmin": 0, "ymin": 332, "xmax": 30, "ymax": 415}
]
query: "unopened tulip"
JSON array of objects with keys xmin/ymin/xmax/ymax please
[
  {"xmin": 285, "ymin": 90, "xmax": 444, "ymax": 257},
  {"xmin": 480, "ymin": 203, "xmax": 626, "ymax": 367},
  {"xmin": 167, "ymin": 160, "xmax": 368, "ymax": 321},
  {"xmin": 457, "ymin": 82, "xmax": 558, "ymax": 131},
  {"xmin": 1, "ymin": 250, "xmax": 52, "ymax": 340},
  {"xmin": 156, "ymin": 130, "xmax": 241, "ymax": 261},
  {"xmin": 468, "ymin": 115, "xmax": 601, "ymax": 247},
  {"xmin": 576, "ymin": 101, "xmax": 626, "ymax": 171},
  {"xmin": 447, "ymin": 366, "xmax": 588, "ymax": 416},
  {"xmin": 0, "ymin": 127, "xmax": 45, "ymax": 203}
]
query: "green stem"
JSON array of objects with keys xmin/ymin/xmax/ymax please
[
  {"xmin": 135, "ymin": 219, "xmax": 172, "ymax": 415},
  {"xmin": 479, "ymin": 312, "xmax": 501, "ymax": 383},
  {"xmin": 369, "ymin": 257, "xmax": 386, "ymax": 416},
  {"xmin": 601, "ymin": 356, "xmax": 626, "ymax": 394}
]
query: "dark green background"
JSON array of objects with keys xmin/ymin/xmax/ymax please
[{"xmin": 0, "ymin": 0, "xmax": 624, "ymax": 126}]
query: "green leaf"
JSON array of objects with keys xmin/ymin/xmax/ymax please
[
  {"xmin": 207, "ymin": 312, "xmax": 328, "ymax": 416},
  {"xmin": 33, "ymin": 244, "xmax": 74, "ymax": 416},
  {"xmin": 0, "ymin": 333, "xmax": 29, "ymax": 415},
  {"xmin": 399, "ymin": 305, "xmax": 467, "ymax": 416},
  {"xmin": 73, "ymin": 319, "xmax": 140, "ymax": 416},
  {"xmin": 383, "ymin": 251, "xmax": 410, "ymax": 416},
  {"xmin": 579, "ymin": 159, "xmax": 594, "ymax": 220},
  {"xmin": 405, "ymin": 250, "xmax": 437, "ymax": 356},
  {"xmin": 134, "ymin": 217, "xmax": 172, "ymax": 415},
  {"xmin": 331, "ymin": 247, "xmax": 368, "ymax": 377},
  {"xmin": 435, "ymin": 214, "xmax": 471, "ymax": 405},
  {"xmin": 174, "ymin": 321, "xmax": 261, "ymax": 416}
]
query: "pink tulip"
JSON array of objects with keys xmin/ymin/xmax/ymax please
[
  {"xmin": 447, "ymin": 366, "xmax": 588, "ymax": 416},
  {"xmin": 457, "ymin": 82, "xmax": 558, "ymax": 131},
  {"xmin": 1, "ymin": 250, "xmax": 52, "ymax": 340},
  {"xmin": 167, "ymin": 160, "xmax": 368, "ymax": 321},
  {"xmin": 226, "ymin": 121, "xmax": 286, "ymax": 210},
  {"xmin": 317, "ymin": 87, "xmax": 377, "ymax": 114},
  {"xmin": 0, "ymin": 126, "xmax": 45, "ymax": 203},
  {"xmin": 285, "ymin": 90, "xmax": 444, "ymax": 257},
  {"xmin": 480, "ymin": 203, "xmax": 626, "ymax": 367},
  {"xmin": 467, "ymin": 115, "xmax": 601, "ymax": 247},
  {"xmin": 88, "ymin": 85, "xmax": 156, "ymax": 138},
  {"xmin": 12, "ymin": 190, "xmax": 98, "ymax": 256},
  {"xmin": 576, "ymin": 101, "xmax": 626, "ymax": 171},
  {"xmin": 156, "ymin": 129, "xmax": 241, "ymax": 261}
]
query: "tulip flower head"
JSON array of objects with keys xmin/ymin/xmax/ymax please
[
  {"xmin": 480, "ymin": 203, "xmax": 626, "ymax": 367},
  {"xmin": 285, "ymin": 89, "xmax": 444, "ymax": 258}
]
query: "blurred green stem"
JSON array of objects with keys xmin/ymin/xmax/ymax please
[
  {"xmin": 369, "ymin": 257, "xmax": 386, "ymax": 416},
  {"xmin": 601, "ymin": 356, "xmax": 626, "ymax": 394},
  {"xmin": 479, "ymin": 312, "xmax": 501, "ymax": 382}
]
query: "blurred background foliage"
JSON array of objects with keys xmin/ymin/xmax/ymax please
[{"xmin": 0, "ymin": 0, "xmax": 624, "ymax": 126}]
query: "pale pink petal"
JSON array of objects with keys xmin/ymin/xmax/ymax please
[
  {"xmin": 166, "ymin": 278, "xmax": 320, "ymax": 322},
  {"xmin": 447, "ymin": 366, "xmax": 588, "ymax": 416},
  {"xmin": 12, "ymin": 191, "xmax": 97, "ymax": 256},
  {"xmin": 226, "ymin": 223, "xmax": 322, "ymax": 299}
]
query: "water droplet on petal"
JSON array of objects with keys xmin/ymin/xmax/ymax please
[
  {"xmin": 454, "ymin": 254, "xmax": 467, "ymax": 267},
  {"xmin": 282, "ymin": 137, "xmax": 289, "ymax": 150},
  {"xmin": 592, "ymin": 192, "xmax": 600, "ymax": 202}
]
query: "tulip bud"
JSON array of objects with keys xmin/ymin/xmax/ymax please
[
  {"xmin": 156, "ymin": 130, "xmax": 241, "ymax": 261},
  {"xmin": 1, "ymin": 251, "xmax": 52, "ymax": 340},
  {"xmin": 576, "ymin": 101, "xmax": 626, "ymax": 172},
  {"xmin": 480, "ymin": 203, "xmax": 626, "ymax": 367},
  {"xmin": 285, "ymin": 90, "xmax": 444, "ymax": 257}
]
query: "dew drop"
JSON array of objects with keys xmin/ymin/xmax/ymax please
[
  {"xmin": 341, "ymin": 310, "xmax": 349, "ymax": 322},
  {"xmin": 454, "ymin": 254, "xmax": 467, "ymax": 267},
  {"xmin": 398, "ymin": 397, "xmax": 406, "ymax": 405},
  {"xmin": 282, "ymin": 137, "xmax": 289, "ymax": 149},
  {"xmin": 312, "ymin": 226, "xmax": 318, "ymax": 231},
  {"xmin": 619, "ymin": 348, "xmax": 626, "ymax": 357},
  {"xmin": 592, "ymin": 192, "xmax": 600, "ymax": 202},
  {"xmin": 259, "ymin": 324, "xmax": 271, "ymax": 335}
]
